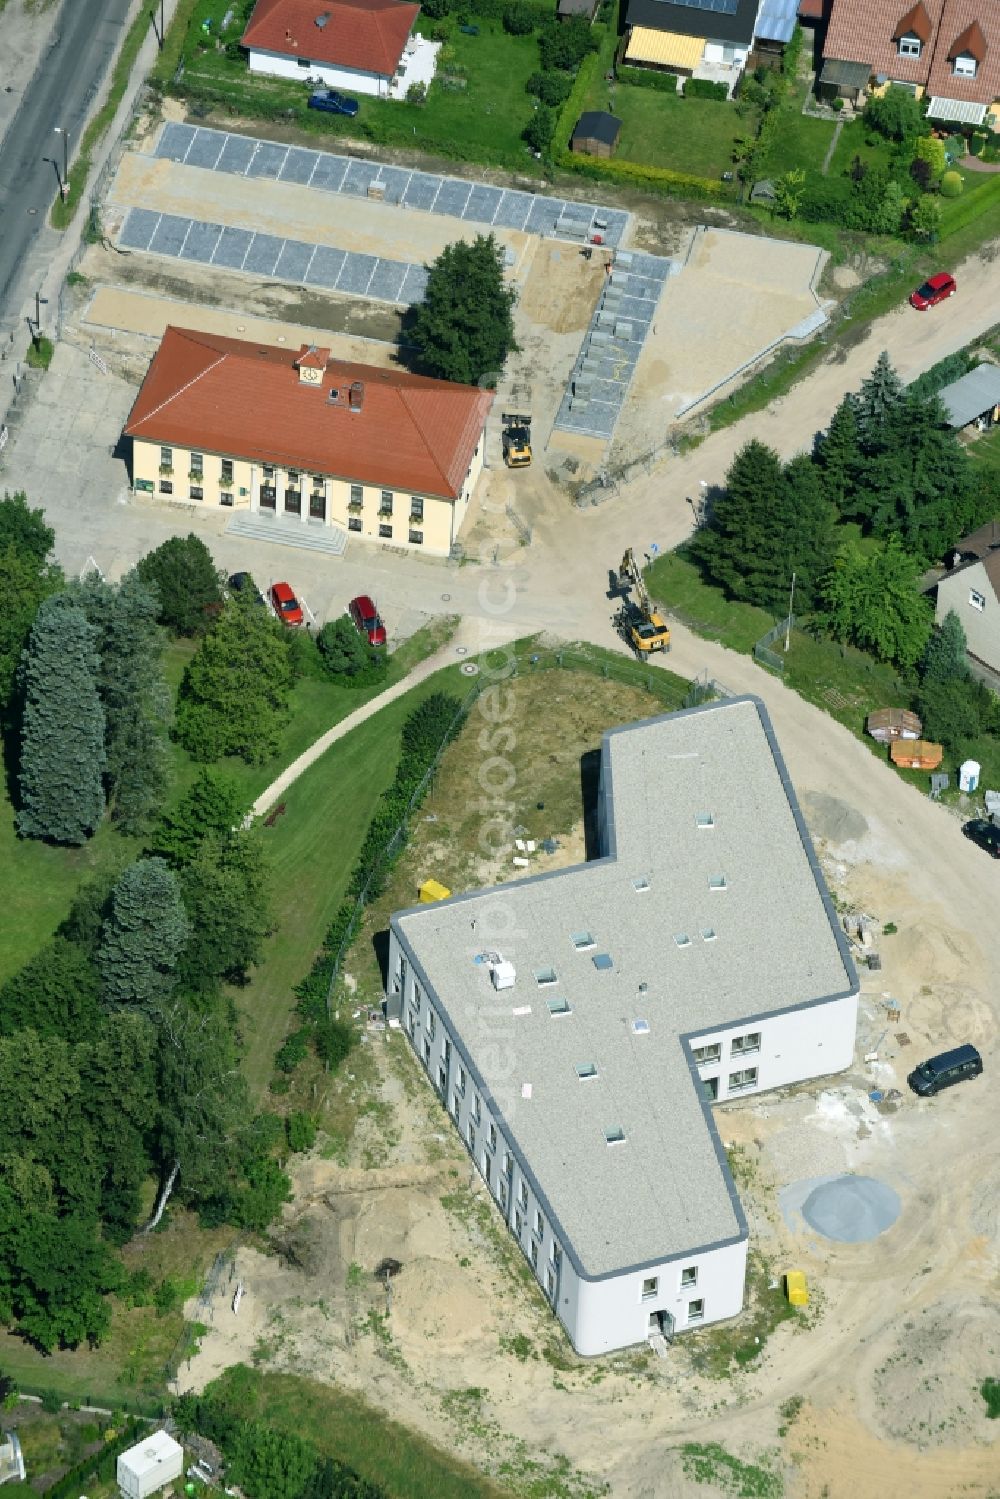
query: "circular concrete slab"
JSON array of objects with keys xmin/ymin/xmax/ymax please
[{"xmin": 801, "ymin": 1175, "xmax": 901, "ymax": 1243}]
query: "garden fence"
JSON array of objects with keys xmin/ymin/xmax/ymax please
[{"xmin": 754, "ymin": 616, "xmax": 796, "ymax": 673}]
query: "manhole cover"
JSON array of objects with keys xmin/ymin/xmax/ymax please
[
  {"xmin": 441, "ymin": 592, "xmax": 451, "ymax": 601},
  {"xmin": 455, "ymin": 645, "xmax": 467, "ymax": 655},
  {"xmin": 460, "ymin": 662, "xmax": 479, "ymax": 676},
  {"xmin": 27, "ymin": 207, "xmax": 37, "ymax": 215}
]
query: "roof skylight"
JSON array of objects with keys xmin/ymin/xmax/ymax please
[
  {"xmin": 674, "ymin": 933, "xmax": 691, "ymax": 948},
  {"xmin": 632, "ymin": 876, "xmax": 651, "ymax": 893},
  {"xmin": 696, "ymin": 811, "xmax": 715, "ymax": 828},
  {"xmin": 709, "ymin": 874, "xmax": 727, "ymax": 891},
  {"xmin": 571, "ymin": 930, "xmax": 596, "ymax": 950},
  {"xmin": 592, "ymin": 953, "xmax": 613, "ymax": 971},
  {"xmin": 534, "ymin": 967, "xmax": 557, "ymax": 986},
  {"xmin": 604, "ymin": 1126, "xmax": 626, "ymax": 1146},
  {"xmin": 576, "ymin": 1062, "xmax": 598, "ymax": 1081},
  {"xmin": 547, "ymin": 996, "xmax": 572, "ymax": 1017},
  {"xmin": 632, "ymin": 1018, "xmax": 650, "ymax": 1035}
]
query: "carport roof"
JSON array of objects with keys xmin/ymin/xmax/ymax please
[
  {"xmin": 242, "ymin": 0, "xmax": 417, "ymax": 78},
  {"xmin": 938, "ymin": 365, "xmax": 1000, "ymax": 429},
  {"xmin": 818, "ymin": 57, "xmax": 872, "ymax": 87},
  {"xmin": 125, "ymin": 326, "xmax": 492, "ymax": 500}
]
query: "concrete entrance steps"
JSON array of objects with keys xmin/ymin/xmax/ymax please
[{"xmin": 224, "ymin": 512, "xmax": 348, "ymax": 557}]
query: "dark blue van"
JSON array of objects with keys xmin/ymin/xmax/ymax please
[{"xmin": 907, "ymin": 1043, "xmax": 983, "ymax": 1097}]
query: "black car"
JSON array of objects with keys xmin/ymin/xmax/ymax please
[
  {"xmin": 228, "ymin": 571, "xmax": 266, "ymax": 606},
  {"xmin": 307, "ymin": 89, "xmax": 359, "ymax": 117},
  {"xmin": 962, "ymin": 818, "xmax": 1000, "ymax": 858},
  {"xmin": 907, "ymin": 1043, "xmax": 983, "ymax": 1096}
]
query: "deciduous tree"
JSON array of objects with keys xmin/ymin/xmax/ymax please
[
  {"xmin": 0, "ymin": 938, "xmax": 101, "ymax": 1041},
  {"xmin": 17, "ymin": 594, "xmax": 106, "ymax": 845},
  {"xmin": 174, "ymin": 596, "xmax": 293, "ymax": 765},
  {"xmin": 820, "ymin": 536, "xmax": 933, "ymax": 668},
  {"xmin": 409, "ymin": 234, "xmax": 517, "ymax": 386},
  {"xmin": 177, "ymin": 828, "xmax": 271, "ymax": 991}
]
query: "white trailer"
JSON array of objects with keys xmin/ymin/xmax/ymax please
[{"xmin": 117, "ymin": 1430, "xmax": 184, "ymax": 1499}]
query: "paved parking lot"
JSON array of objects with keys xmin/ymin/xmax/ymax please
[
  {"xmin": 155, "ymin": 123, "xmax": 629, "ymax": 249},
  {"xmin": 119, "ymin": 208, "xmax": 428, "ymax": 305}
]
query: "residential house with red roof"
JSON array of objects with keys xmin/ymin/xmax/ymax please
[
  {"xmin": 820, "ymin": 0, "xmax": 1000, "ymax": 127},
  {"xmin": 242, "ymin": 0, "xmax": 437, "ymax": 101},
  {"xmin": 125, "ymin": 327, "xmax": 492, "ymax": 556}
]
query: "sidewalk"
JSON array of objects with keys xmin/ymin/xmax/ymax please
[{"xmin": 251, "ymin": 618, "xmax": 521, "ymax": 818}]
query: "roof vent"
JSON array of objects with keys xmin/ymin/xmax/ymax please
[
  {"xmin": 349, "ymin": 380, "xmax": 365, "ymax": 412},
  {"xmin": 674, "ymin": 933, "xmax": 691, "ymax": 948},
  {"xmin": 490, "ymin": 958, "xmax": 516, "ymax": 991},
  {"xmin": 547, "ymin": 996, "xmax": 571, "ymax": 1017},
  {"xmin": 576, "ymin": 1062, "xmax": 598, "ymax": 1081},
  {"xmin": 696, "ymin": 811, "xmax": 714, "ymax": 829},
  {"xmin": 571, "ymin": 930, "xmax": 595, "ymax": 951},
  {"xmin": 315, "ymin": 9, "xmax": 331, "ymax": 26},
  {"xmin": 702, "ymin": 928, "xmax": 717, "ymax": 943},
  {"xmin": 604, "ymin": 1125, "xmax": 626, "ymax": 1146},
  {"xmin": 632, "ymin": 1018, "xmax": 650, "ymax": 1035},
  {"xmin": 709, "ymin": 874, "xmax": 727, "ymax": 891},
  {"xmin": 632, "ymin": 876, "xmax": 651, "ymax": 893},
  {"xmin": 533, "ymin": 967, "xmax": 557, "ymax": 986}
]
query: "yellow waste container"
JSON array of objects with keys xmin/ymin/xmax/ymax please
[
  {"xmin": 784, "ymin": 1270, "xmax": 808, "ymax": 1307},
  {"xmin": 418, "ymin": 879, "xmax": 451, "ymax": 904}
]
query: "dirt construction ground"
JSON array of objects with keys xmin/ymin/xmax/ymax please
[{"xmin": 176, "ymin": 671, "xmax": 1000, "ymax": 1499}]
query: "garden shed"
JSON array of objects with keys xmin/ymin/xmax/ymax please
[{"xmin": 571, "ymin": 110, "xmax": 622, "ymax": 158}]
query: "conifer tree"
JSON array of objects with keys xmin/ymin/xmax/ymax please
[
  {"xmin": 814, "ymin": 395, "xmax": 861, "ymax": 514},
  {"xmin": 98, "ymin": 857, "xmax": 190, "ymax": 1010},
  {"xmin": 409, "ymin": 234, "xmax": 517, "ymax": 385},
  {"xmin": 17, "ymin": 594, "xmax": 105, "ymax": 845},
  {"xmin": 854, "ymin": 351, "xmax": 905, "ymax": 454}
]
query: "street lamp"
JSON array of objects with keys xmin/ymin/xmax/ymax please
[{"xmin": 53, "ymin": 127, "xmax": 69, "ymax": 198}]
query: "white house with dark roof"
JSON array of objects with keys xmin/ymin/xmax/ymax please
[{"xmin": 386, "ymin": 696, "xmax": 859, "ymax": 1355}]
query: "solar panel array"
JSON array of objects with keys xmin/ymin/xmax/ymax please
[
  {"xmin": 153, "ymin": 124, "xmax": 629, "ymax": 248},
  {"xmin": 553, "ymin": 251, "xmax": 678, "ymax": 443},
  {"xmin": 118, "ymin": 208, "xmax": 429, "ymax": 305},
  {"xmin": 667, "ymin": 0, "xmax": 739, "ymax": 14}
]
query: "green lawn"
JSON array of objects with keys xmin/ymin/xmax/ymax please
[
  {"xmin": 969, "ymin": 424, "xmax": 1000, "ymax": 476},
  {"xmin": 757, "ymin": 81, "xmax": 835, "ymax": 178},
  {"xmin": 585, "ymin": 78, "xmax": 754, "ymax": 178},
  {"xmin": 647, "ymin": 550, "xmax": 910, "ymax": 742},
  {"xmin": 166, "ymin": 2, "xmax": 545, "ymax": 171},
  {"xmin": 237, "ymin": 654, "xmax": 468, "ymax": 1094},
  {"xmin": 207, "ymin": 1366, "xmax": 508, "ymax": 1499}
]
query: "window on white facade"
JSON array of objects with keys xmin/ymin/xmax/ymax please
[
  {"xmin": 499, "ymin": 1179, "xmax": 508, "ymax": 1209},
  {"xmin": 545, "ymin": 1266, "xmax": 557, "ymax": 1300},
  {"xmin": 696, "ymin": 811, "xmax": 714, "ymax": 828},
  {"xmin": 530, "ymin": 1239, "xmax": 538, "ymax": 1268},
  {"xmin": 731, "ymin": 1032, "xmax": 761, "ymax": 1056},
  {"xmin": 473, "ymin": 1093, "xmax": 481, "ymax": 1122},
  {"xmin": 681, "ymin": 1266, "xmax": 697, "ymax": 1289},
  {"xmin": 452, "ymin": 1092, "xmax": 461, "ymax": 1120},
  {"xmin": 422, "ymin": 1037, "xmax": 431, "ymax": 1065},
  {"xmin": 693, "ymin": 1043, "xmax": 722, "ymax": 1065},
  {"xmin": 458, "ymin": 1066, "xmax": 466, "ymax": 1095},
  {"xmin": 551, "ymin": 1242, "xmax": 562, "ymax": 1268},
  {"xmin": 487, "ymin": 1122, "xmax": 497, "ymax": 1151},
  {"xmin": 897, "ymin": 33, "xmax": 921, "ymax": 56},
  {"xmin": 437, "ymin": 1063, "xmax": 447, "ymax": 1093},
  {"xmin": 467, "ymin": 1120, "xmax": 476, "ymax": 1151},
  {"xmin": 519, "ymin": 1180, "xmax": 528, "ymax": 1210},
  {"xmin": 953, "ymin": 52, "xmax": 977, "ymax": 76},
  {"xmin": 409, "ymin": 981, "xmax": 421, "ymax": 1012},
  {"xmin": 514, "ymin": 1209, "xmax": 523, "ymax": 1238},
  {"xmin": 709, "ymin": 874, "xmax": 727, "ymax": 891},
  {"xmin": 641, "ymin": 1276, "xmax": 658, "ymax": 1301},
  {"xmin": 970, "ymin": 588, "xmax": 986, "ymax": 610},
  {"xmin": 728, "ymin": 1066, "xmax": 759, "ymax": 1092},
  {"xmin": 687, "ymin": 1299, "xmax": 705, "ymax": 1323},
  {"xmin": 534, "ymin": 1209, "xmax": 544, "ymax": 1239},
  {"xmin": 425, "ymin": 1009, "xmax": 436, "ymax": 1040},
  {"xmin": 503, "ymin": 1150, "xmax": 513, "ymax": 1180}
]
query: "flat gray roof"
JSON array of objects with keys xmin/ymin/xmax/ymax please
[
  {"xmin": 393, "ymin": 696, "xmax": 856, "ymax": 1279},
  {"xmin": 939, "ymin": 364, "xmax": 1000, "ymax": 429}
]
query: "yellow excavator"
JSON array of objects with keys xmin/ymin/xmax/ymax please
[
  {"xmin": 617, "ymin": 548, "xmax": 670, "ymax": 655},
  {"xmin": 502, "ymin": 413, "xmax": 532, "ymax": 468}
]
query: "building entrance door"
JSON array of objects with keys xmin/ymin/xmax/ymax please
[{"xmin": 701, "ymin": 1075, "xmax": 719, "ymax": 1101}]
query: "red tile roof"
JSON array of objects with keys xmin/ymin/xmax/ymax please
[
  {"xmin": 823, "ymin": 0, "xmax": 1000, "ymax": 102},
  {"xmin": 926, "ymin": 0, "xmax": 999, "ymax": 101},
  {"xmin": 125, "ymin": 327, "xmax": 492, "ymax": 501},
  {"xmin": 242, "ymin": 0, "xmax": 418, "ymax": 78}
]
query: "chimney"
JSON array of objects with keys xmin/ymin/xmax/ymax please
[{"xmin": 349, "ymin": 380, "xmax": 364, "ymax": 412}]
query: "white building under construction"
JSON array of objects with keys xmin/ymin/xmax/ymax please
[{"xmin": 386, "ymin": 695, "xmax": 858, "ymax": 1355}]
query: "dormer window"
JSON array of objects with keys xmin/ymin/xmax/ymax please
[
  {"xmin": 897, "ymin": 32, "xmax": 921, "ymax": 57},
  {"xmin": 953, "ymin": 52, "xmax": 976, "ymax": 77}
]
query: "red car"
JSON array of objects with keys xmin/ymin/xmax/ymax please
[
  {"xmin": 269, "ymin": 581, "xmax": 303, "ymax": 627},
  {"xmin": 348, "ymin": 594, "xmax": 387, "ymax": 647},
  {"xmin": 909, "ymin": 272, "xmax": 956, "ymax": 310}
]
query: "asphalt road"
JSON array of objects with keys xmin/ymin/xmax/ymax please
[{"xmin": 0, "ymin": 0, "xmax": 135, "ymax": 326}]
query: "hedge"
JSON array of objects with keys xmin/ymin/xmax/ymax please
[
  {"xmin": 554, "ymin": 47, "xmax": 603, "ymax": 154},
  {"xmin": 616, "ymin": 65, "xmax": 680, "ymax": 94},
  {"xmin": 683, "ymin": 78, "xmax": 729, "ymax": 101},
  {"xmin": 45, "ymin": 1420, "xmax": 145, "ymax": 1499},
  {"xmin": 558, "ymin": 150, "xmax": 727, "ymax": 201}
]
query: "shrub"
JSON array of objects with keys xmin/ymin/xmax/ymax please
[
  {"xmin": 286, "ymin": 1112, "xmax": 317, "ymax": 1153},
  {"xmin": 616, "ymin": 64, "xmax": 678, "ymax": 93},
  {"xmin": 406, "ymin": 80, "xmax": 427, "ymax": 103},
  {"xmin": 982, "ymin": 1377, "xmax": 1000, "ymax": 1419},
  {"xmin": 526, "ymin": 69, "xmax": 572, "ymax": 106},
  {"xmin": 421, "ymin": 0, "xmax": 451, "ymax": 15},
  {"xmin": 503, "ymin": 1, "xmax": 535, "ymax": 33},
  {"xmin": 314, "ymin": 1018, "xmax": 354, "ymax": 1069},
  {"xmin": 831, "ymin": 95, "xmax": 844, "ymax": 112},
  {"xmin": 523, "ymin": 103, "xmax": 555, "ymax": 153},
  {"xmin": 940, "ymin": 169, "xmax": 963, "ymax": 197},
  {"xmin": 275, "ymin": 1028, "xmax": 311, "ymax": 1073},
  {"xmin": 684, "ymin": 78, "xmax": 729, "ymax": 101},
  {"xmin": 538, "ymin": 16, "xmax": 598, "ymax": 71}
]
